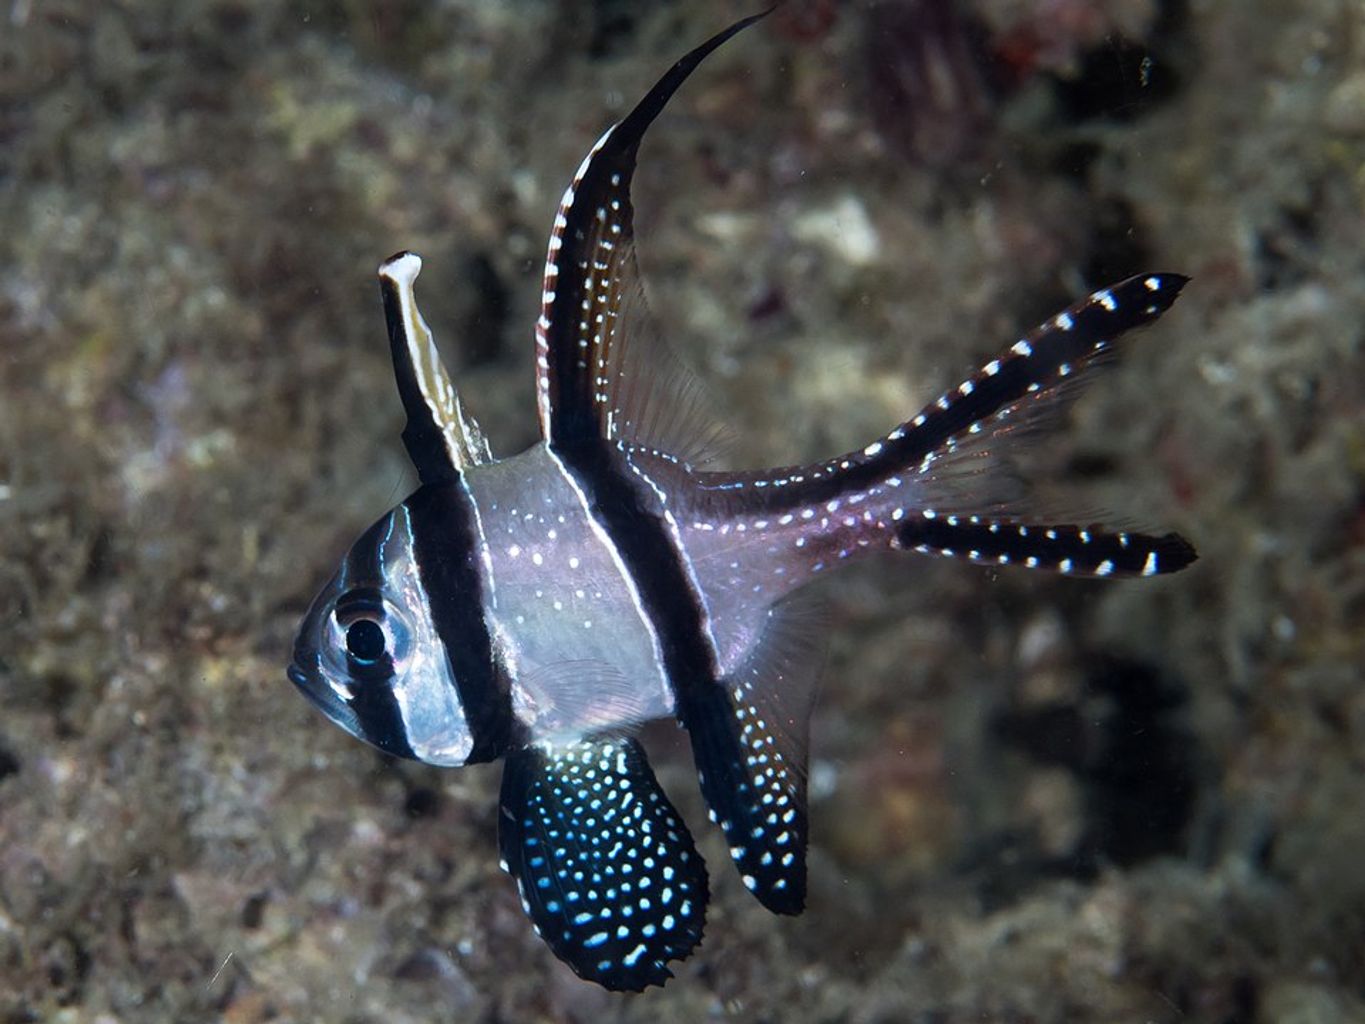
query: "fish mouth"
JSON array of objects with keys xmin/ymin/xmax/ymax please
[{"xmin": 287, "ymin": 656, "xmax": 363, "ymax": 738}]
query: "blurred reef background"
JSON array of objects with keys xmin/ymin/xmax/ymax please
[{"xmin": 2, "ymin": 0, "xmax": 1364, "ymax": 1021}]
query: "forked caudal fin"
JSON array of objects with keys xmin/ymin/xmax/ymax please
[{"xmin": 692, "ymin": 273, "xmax": 1198, "ymax": 579}]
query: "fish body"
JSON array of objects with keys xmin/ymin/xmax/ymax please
[{"xmin": 288, "ymin": 12, "xmax": 1196, "ymax": 991}]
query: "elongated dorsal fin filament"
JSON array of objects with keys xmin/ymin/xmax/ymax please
[{"xmin": 533, "ymin": 12, "xmax": 771, "ymax": 461}]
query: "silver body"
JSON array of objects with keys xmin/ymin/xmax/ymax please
[
  {"xmin": 286, "ymin": 11, "xmax": 1194, "ymax": 991},
  {"xmin": 467, "ymin": 444, "xmax": 675, "ymax": 742}
]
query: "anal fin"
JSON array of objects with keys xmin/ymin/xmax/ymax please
[
  {"xmin": 498, "ymin": 738, "xmax": 708, "ymax": 991},
  {"xmin": 681, "ymin": 597, "xmax": 823, "ymax": 915}
]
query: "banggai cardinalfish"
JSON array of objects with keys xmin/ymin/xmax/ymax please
[{"xmin": 289, "ymin": 10, "xmax": 1196, "ymax": 991}]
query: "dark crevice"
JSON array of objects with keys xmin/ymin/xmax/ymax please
[
  {"xmin": 0, "ymin": 741, "xmax": 18, "ymax": 780},
  {"xmin": 1076, "ymin": 655, "xmax": 1197, "ymax": 867},
  {"xmin": 458, "ymin": 253, "xmax": 511, "ymax": 368},
  {"xmin": 992, "ymin": 653, "xmax": 1198, "ymax": 878},
  {"xmin": 45, "ymin": 933, "xmax": 91, "ymax": 1006},
  {"xmin": 1230, "ymin": 974, "xmax": 1261, "ymax": 1023},
  {"xmin": 588, "ymin": 0, "xmax": 662, "ymax": 60},
  {"xmin": 1255, "ymin": 191, "xmax": 1322, "ymax": 291},
  {"xmin": 240, "ymin": 891, "xmax": 268, "ymax": 930},
  {"xmin": 403, "ymin": 785, "xmax": 442, "ymax": 819},
  {"xmin": 1082, "ymin": 194, "xmax": 1153, "ymax": 287},
  {"xmin": 1051, "ymin": 31, "xmax": 1181, "ymax": 124},
  {"xmin": 82, "ymin": 526, "xmax": 117, "ymax": 586}
]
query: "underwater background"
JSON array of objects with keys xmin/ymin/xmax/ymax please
[{"xmin": 2, "ymin": 0, "xmax": 1363, "ymax": 1020}]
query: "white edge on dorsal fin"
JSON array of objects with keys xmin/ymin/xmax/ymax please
[{"xmin": 379, "ymin": 252, "xmax": 493, "ymax": 468}]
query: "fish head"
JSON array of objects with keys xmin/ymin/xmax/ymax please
[{"xmin": 288, "ymin": 504, "xmax": 475, "ymax": 766}]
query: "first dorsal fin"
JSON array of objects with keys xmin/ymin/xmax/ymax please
[
  {"xmin": 534, "ymin": 11, "xmax": 770, "ymax": 462},
  {"xmin": 379, "ymin": 252, "xmax": 492, "ymax": 481}
]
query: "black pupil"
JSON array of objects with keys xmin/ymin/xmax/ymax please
[{"xmin": 345, "ymin": 618, "xmax": 387, "ymax": 664}]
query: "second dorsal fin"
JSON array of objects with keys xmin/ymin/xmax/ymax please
[{"xmin": 533, "ymin": 12, "xmax": 770, "ymax": 463}]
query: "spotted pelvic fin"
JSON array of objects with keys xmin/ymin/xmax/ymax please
[
  {"xmin": 498, "ymin": 737, "xmax": 708, "ymax": 991},
  {"xmin": 531, "ymin": 13, "xmax": 771, "ymax": 464},
  {"xmin": 379, "ymin": 251, "xmax": 492, "ymax": 482},
  {"xmin": 681, "ymin": 596, "xmax": 823, "ymax": 914}
]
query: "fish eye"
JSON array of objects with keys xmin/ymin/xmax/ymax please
[
  {"xmin": 328, "ymin": 587, "xmax": 409, "ymax": 682},
  {"xmin": 345, "ymin": 618, "xmax": 387, "ymax": 665}
]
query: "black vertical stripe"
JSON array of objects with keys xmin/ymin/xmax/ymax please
[
  {"xmin": 556, "ymin": 443, "xmax": 804, "ymax": 915},
  {"xmin": 347, "ymin": 671, "xmax": 417, "ymax": 760},
  {"xmin": 336, "ymin": 516, "xmax": 418, "ymax": 760},
  {"xmin": 556, "ymin": 443, "xmax": 718, "ymax": 705},
  {"xmin": 405, "ymin": 481, "xmax": 512, "ymax": 763}
]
